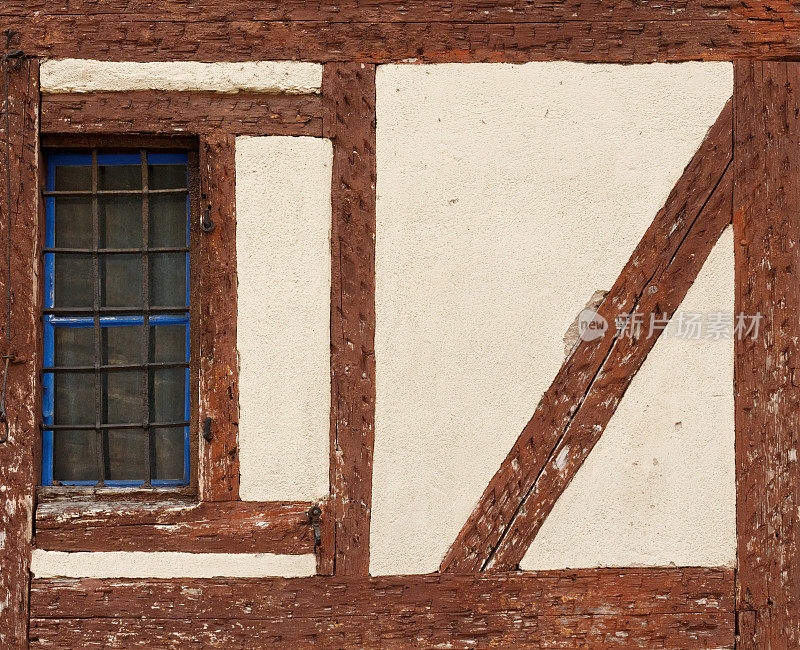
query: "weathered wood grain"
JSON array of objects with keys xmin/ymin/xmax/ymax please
[
  {"xmin": 7, "ymin": 12, "xmax": 800, "ymax": 62},
  {"xmin": 325, "ymin": 63, "xmax": 376, "ymax": 577},
  {"xmin": 28, "ymin": 568, "xmax": 734, "ymax": 648},
  {"xmin": 3, "ymin": 0, "xmax": 799, "ymax": 23},
  {"xmin": 34, "ymin": 500, "xmax": 318, "ymax": 553},
  {"xmin": 197, "ymin": 133, "xmax": 240, "ymax": 502},
  {"xmin": 733, "ymin": 61, "xmax": 800, "ymax": 650},
  {"xmin": 442, "ymin": 99, "xmax": 733, "ymax": 573},
  {"xmin": 0, "ymin": 56, "xmax": 40, "ymax": 649},
  {"xmin": 41, "ymin": 92, "xmax": 323, "ymax": 137}
]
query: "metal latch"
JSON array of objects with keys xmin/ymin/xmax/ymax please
[{"xmin": 307, "ymin": 505, "xmax": 322, "ymax": 548}]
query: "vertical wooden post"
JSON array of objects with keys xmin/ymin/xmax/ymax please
[
  {"xmin": 323, "ymin": 63, "xmax": 377, "ymax": 576},
  {"xmin": 0, "ymin": 56, "xmax": 40, "ymax": 647},
  {"xmin": 197, "ymin": 133, "xmax": 240, "ymax": 501},
  {"xmin": 734, "ymin": 61, "xmax": 800, "ymax": 649}
]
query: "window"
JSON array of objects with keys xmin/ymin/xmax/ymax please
[{"xmin": 42, "ymin": 150, "xmax": 191, "ymax": 486}]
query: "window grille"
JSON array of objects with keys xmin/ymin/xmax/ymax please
[{"xmin": 42, "ymin": 150, "xmax": 190, "ymax": 486}]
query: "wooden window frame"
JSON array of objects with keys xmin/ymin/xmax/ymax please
[{"xmin": 31, "ymin": 119, "xmax": 328, "ymax": 562}]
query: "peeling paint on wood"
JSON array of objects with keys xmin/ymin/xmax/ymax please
[
  {"xmin": 41, "ymin": 92, "xmax": 323, "ymax": 137},
  {"xmin": 28, "ymin": 567, "xmax": 734, "ymax": 648},
  {"xmin": 0, "ymin": 56, "xmax": 40, "ymax": 648},
  {"xmin": 325, "ymin": 63, "xmax": 376, "ymax": 577},
  {"xmin": 6, "ymin": 6, "xmax": 800, "ymax": 63},
  {"xmin": 733, "ymin": 61, "xmax": 800, "ymax": 649},
  {"xmin": 197, "ymin": 133, "xmax": 240, "ymax": 502},
  {"xmin": 34, "ymin": 500, "xmax": 321, "ymax": 553}
]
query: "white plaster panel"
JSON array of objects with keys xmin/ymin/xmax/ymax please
[
  {"xmin": 236, "ymin": 136, "xmax": 332, "ymax": 502},
  {"xmin": 40, "ymin": 60, "xmax": 322, "ymax": 94},
  {"xmin": 521, "ymin": 228, "xmax": 735, "ymax": 569},
  {"xmin": 371, "ymin": 62, "xmax": 733, "ymax": 575},
  {"xmin": 30, "ymin": 550, "xmax": 316, "ymax": 578}
]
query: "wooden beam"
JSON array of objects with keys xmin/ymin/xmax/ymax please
[
  {"xmin": 0, "ymin": 56, "xmax": 40, "ymax": 648},
  {"xmin": 41, "ymin": 92, "xmax": 323, "ymax": 137},
  {"xmin": 8, "ymin": 9, "xmax": 800, "ymax": 62},
  {"xmin": 197, "ymin": 133, "xmax": 240, "ymax": 501},
  {"xmin": 324, "ymin": 63, "xmax": 377, "ymax": 577},
  {"xmin": 442, "ymin": 99, "xmax": 733, "ymax": 573},
  {"xmin": 733, "ymin": 61, "xmax": 800, "ymax": 649},
  {"xmin": 2, "ymin": 0, "xmax": 796, "ymax": 23},
  {"xmin": 28, "ymin": 568, "xmax": 734, "ymax": 648},
  {"xmin": 34, "ymin": 500, "xmax": 319, "ymax": 553}
]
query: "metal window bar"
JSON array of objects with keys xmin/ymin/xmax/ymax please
[
  {"xmin": 44, "ymin": 307, "xmax": 188, "ymax": 315},
  {"xmin": 140, "ymin": 149, "xmax": 152, "ymax": 486},
  {"xmin": 43, "ymin": 149, "xmax": 190, "ymax": 488},
  {"xmin": 42, "ymin": 362, "xmax": 189, "ymax": 373},
  {"xmin": 91, "ymin": 151, "xmax": 104, "ymax": 486},
  {"xmin": 43, "ymin": 188, "xmax": 188, "ymax": 196},
  {"xmin": 44, "ymin": 247, "xmax": 188, "ymax": 255},
  {"xmin": 42, "ymin": 421, "xmax": 190, "ymax": 431}
]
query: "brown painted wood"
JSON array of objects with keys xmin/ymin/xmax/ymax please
[
  {"xmin": 41, "ymin": 92, "xmax": 323, "ymax": 137},
  {"xmin": 8, "ymin": 11, "xmax": 800, "ymax": 62},
  {"xmin": 733, "ymin": 61, "xmax": 800, "ymax": 650},
  {"xmin": 442, "ymin": 99, "xmax": 734, "ymax": 573},
  {"xmin": 34, "ymin": 500, "xmax": 318, "ymax": 553},
  {"xmin": 325, "ymin": 63, "xmax": 376, "ymax": 577},
  {"xmin": 4, "ymin": 0, "xmax": 798, "ymax": 23},
  {"xmin": 0, "ymin": 56, "xmax": 40, "ymax": 649},
  {"xmin": 197, "ymin": 133, "xmax": 240, "ymax": 502},
  {"xmin": 28, "ymin": 568, "xmax": 734, "ymax": 648}
]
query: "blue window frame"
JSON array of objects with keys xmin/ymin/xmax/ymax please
[{"xmin": 42, "ymin": 150, "xmax": 190, "ymax": 487}]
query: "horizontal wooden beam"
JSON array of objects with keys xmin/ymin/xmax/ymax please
[
  {"xmin": 3, "ymin": 0, "xmax": 796, "ymax": 23},
  {"xmin": 6, "ymin": 10, "xmax": 800, "ymax": 62},
  {"xmin": 41, "ymin": 92, "xmax": 323, "ymax": 136},
  {"xmin": 34, "ymin": 500, "xmax": 320, "ymax": 554},
  {"xmin": 29, "ymin": 567, "xmax": 734, "ymax": 648},
  {"xmin": 442, "ymin": 99, "xmax": 733, "ymax": 573}
]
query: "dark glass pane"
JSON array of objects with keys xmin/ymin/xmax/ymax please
[
  {"xmin": 52, "ymin": 430, "xmax": 99, "ymax": 481},
  {"xmin": 152, "ymin": 324, "xmax": 185, "ymax": 363},
  {"xmin": 54, "ymin": 328, "xmax": 95, "ymax": 425},
  {"xmin": 103, "ymin": 326, "xmax": 143, "ymax": 365},
  {"xmin": 55, "ymin": 327, "xmax": 94, "ymax": 366},
  {"xmin": 149, "ymin": 195, "xmax": 187, "ymax": 248},
  {"xmin": 54, "ymin": 254, "xmax": 93, "ymax": 307},
  {"xmin": 99, "ymin": 164, "xmax": 141, "ymax": 190},
  {"xmin": 106, "ymin": 428, "xmax": 147, "ymax": 480},
  {"xmin": 54, "ymin": 197, "xmax": 92, "ymax": 248},
  {"xmin": 151, "ymin": 368, "xmax": 185, "ymax": 422},
  {"xmin": 149, "ymin": 253, "xmax": 186, "ymax": 307},
  {"xmin": 153, "ymin": 427, "xmax": 185, "ymax": 480},
  {"xmin": 104, "ymin": 370, "xmax": 143, "ymax": 423},
  {"xmin": 99, "ymin": 196, "xmax": 141, "ymax": 249},
  {"xmin": 54, "ymin": 165, "xmax": 91, "ymax": 191},
  {"xmin": 148, "ymin": 164, "xmax": 186, "ymax": 190},
  {"xmin": 54, "ymin": 373, "xmax": 94, "ymax": 425},
  {"xmin": 101, "ymin": 254, "xmax": 142, "ymax": 308}
]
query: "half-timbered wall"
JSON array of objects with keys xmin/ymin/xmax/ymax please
[{"xmin": 4, "ymin": 7, "xmax": 800, "ymax": 645}]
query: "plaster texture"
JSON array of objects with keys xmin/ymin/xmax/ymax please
[
  {"xmin": 370, "ymin": 61, "xmax": 733, "ymax": 575},
  {"xmin": 236, "ymin": 136, "xmax": 332, "ymax": 502},
  {"xmin": 522, "ymin": 227, "xmax": 735, "ymax": 569},
  {"xmin": 30, "ymin": 550, "xmax": 316, "ymax": 578},
  {"xmin": 40, "ymin": 59, "xmax": 322, "ymax": 94}
]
